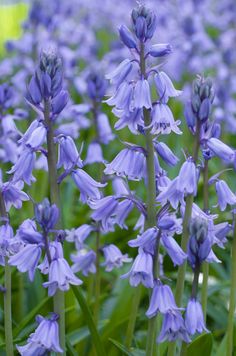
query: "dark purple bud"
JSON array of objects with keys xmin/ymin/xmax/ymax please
[
  {"xmin": 211, "ymin": 123, "xmax": 221, "ymax": 138},
  {"xmin": 51, "ymin": 90, "xmax": 69, "ymax": 115},
  {"xmin": 0, "ymin": 83, "xmax": 13, "ymax": 110},
  {"xmin": 184, "ymin": 102, "xmax": 196, "ymax": 132},
  {"xmin": 154, "ymin": 141, "xmax": 179, "ymax": 167},
  {"xmin": 119, "ymin": 25, "xmax": 137, "ymax": 49},
  {"xmin": 35, "ymin": 198, "xmax": 59, "ymax": 231},
  {"xmin": 87, "ymin": 72, "xmax": 107, "ymax": 101},
  {"xmin": 131, "ymin": 5, "xmax": 157, "ymax": 41},
  {"xmin": 28, "ymin": 76, "xmax": 42, "ymax": 104},
  {"xmin": 41, "ymin": 72, "xmax": 52, "ymax": 98},
  {"xmin": 191, "ymin": 94, "xmax": 201, "ymax": 114},
  {"xmin": 135, "ymin": 16, "xmax": 147, "ymax": 41},
  {"xmin": 199, "ymin": 98, "xmax": 211, "ymax": 122},
  {"xmin": 188, "ymin": 217, "xmax": 211, "ymax": 269},
  {"xmin": 158, "ymin": 217, "xmax": 175, "ymax": 230}
]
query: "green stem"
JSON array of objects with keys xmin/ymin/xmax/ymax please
[
  {"xmin": 139, "ymin": 42, "xmax": 159, "ymax": 356},
  {"xmin": 125, "ymin": 285, "xmax": 142, "ymax": 349},
  {"xmin": 168, "ymin": 121, "xmax": 201, "ymax": 356},
  {"xmin": 227, "ymin": 216, "xmax": 236, "ymax": 356},
  {"xmin": 146, "ymin": 231, "xmax": 161, "ymax": 356},
  {"xmin": 180, "ymin": 266, "xmax": 200, "ymax": 356},
  {"xmin": 94, "ymin": 227, "xmax": 101, "ymax": 324},
  {"xmin": 44, "ymin": 100, "xmax": 65, "ymax": 355},
  {"xmin": 0, "ymin": 193, "xmax": 13, "ymax": 356},
  {"xmin": 91, "ymin": 100, "xmax": 103, "ymax": 325},
  {"xmin": 202, "ymin": 160, "xmax": 209, "ymax": 321},
  {"xmin": 125, "ymin": 41, "xmax": 157, "ymax": 352}
]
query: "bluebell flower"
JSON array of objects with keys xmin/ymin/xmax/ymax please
[
  {"xmin": 115, "ymin": 200, "xmax": 134, "ymax": 229},
  {"xmin": 96, "ymin": 113, "xmax": 115, "ymax": 144},
  {"xmin": 105, "ymin": 81, "xmax": 133, "ymax": 111},
  {"xmin": 1, "ymin": 181, "xmax": 29, "ymax": 211},
  {"xmin": 84, "ymin": 142, "xmax": 104, "ymax": 165},
  {"xmin": 16, "ymin": 219, "xmax": 43, "ymax": 244},
  {"xmin": 43, "ymin": 242, "xmax": 82, "ymax": 296},
  {"xmin": 151, "ymin": 103, "xmax": 182, "ymax": 135},
  {"xmin": 51, "ymin": 90, "xmax": 69, "ymax": 115},
  {"xmin": 207, "ymin": 137, "xmax": 235, "ymax": 164},
  {"xmin": 102, "ymin": 244, "xmax": 131, "ymax": 271},
  {"xmin": 66, "ymin": 224, "xmax": 95, "ymax": 249},
  {"xmin": 128, "ymin": 227, "xmax": 158, "ymax": 252},
  {"xmin": 8, "ymin": 148, "xmax": 36, "ymax": 185},
  {"xmin": 18, "ymin": 120, "xmax": 40, "ymax": 145},
  {"xmin": 215, "ymin": 180, "xmax": 236, "ymax": 211},
  {"xmin": 112, "ymin": 177, "xmax": 130, "ymax": 196},
  {"xmin": 57, "ymin": 135, "xmax": 82, "ymax": 170},
  {"xmin": 106, "ymin": 59, "xmax": 133, "ymax": 88},
  {"xmin": 176, "ymin": 158, "xmax": 197, "ymax": 196},
  {"xmin": 134, "ymin": 79, "xmax": 152, "ymax": 109},
  {"xmin": 90, "ymin": 196, "xmax": 119, "ymax": 232},
  {"xmin": 154, "ymin": 141, "xmax": 179, "ymax": 166},
  {"xmin": 9, "ymin": 244, "xmax": 42, "ymax": 281},
  {"xmin": 0, "ymin": 224, "xmax": 14, "ymax": 265},
  {"xmin": 121, "ymin": 249, "xmax": 154, "ymax": 288},
  {"xmin": 185, "ymin": 299, "xmax": 208, "ymax": 335},
  {"xmin": 154, "ymin": 72, "xmax": 182, "ymax": 103},
  {"xmin": 161, "ymin": 234, "xmax": 187, "ymax": 266},
  {"xmin": 104, "ymin": 147, "xmax": 146, "ymax": 181},
  {"xmin": 71, "ymin": 249, "xmax": 96, "ymax": 276},
  {"xmin": 146, "ymin": 280, "xmax": 181, "ymax": 318},
  {"xmin": 72, "ymin": 169, "xmax": 106, "ymax": 203},
  {"xmin": 17, "ymin": 313, "xmax": 62, "ymax": 355},
  {"xmin": 113, "ymin": 108, "xmax": 143, "ymax": 134},
  {"xmin": 157, "ymin": 178, "xmax": 184, "ymax": 209},
  {"xmin": 149, "ymin": 44, "xmax": 172, "ymax": 58},
  {"xmin": 157, "ymin": 310, "xmax": 190, "ymax": 343},
  {"xmin": 24, "ymin": 123, "xmax": 47, "ymax": 149}
]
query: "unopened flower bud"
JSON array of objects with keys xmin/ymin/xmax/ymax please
[
  {"xmin": 35, "ymin": 198, "xmax": 59, "ymax": 231},
  {"xmin": 188, "ymin": 217, "xmax": 211, "ymax": 269}
]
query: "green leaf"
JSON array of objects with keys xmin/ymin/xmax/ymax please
[
  {"xmin": 71, "ymin": 285, "xmax": 106, "ymax": 356},
  {"xmin": 13, "ymin": 296, "xmax": 50, "ymax": 338},
  {"xmin": 215, "ymin": 335, "xmax": 227, "ymax": 356},
  {"xmin": 66, "ymin": 337, "xmax": 78, "ymax": 356},
  {"xmin": 187, "ymin": 333, "xmax": 213, "ymax": 356},
  {"xmin": 109, "ymin": 338, "xmax": 134, "ymax": 355},
  {"xmin": 67, "ymin": 320, "xmax": 108, "ymax": 346}
]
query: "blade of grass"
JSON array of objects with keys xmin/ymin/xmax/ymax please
[{"xmin": 71, "ymin": 286, "xmax": 106, "ymax": 356}]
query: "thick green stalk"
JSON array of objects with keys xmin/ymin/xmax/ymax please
[
  {"xmin": 92, "ymin": 102, "xmax": 102, "ymax": 325},
  {"xmin": 146, "ymin": 231, "xmax": 161, "ymax": 356},
  {"xmin": 227, "ymin": 216, "xmax": 236, "ymax": 356},
  {"xmin": 125, "ymin": 285, "xmax": 142, "ymax": 348},
  {"xmin": 202, "ymin": 160, "xmax": 209, "ymax": 321},
  {"xmin": 139, "ymin": 42, "xmax": 159, "ymax": 356},
  {"xmin": 94, "ymin": 227, "xmax": 101, "ymax": 324},
  {"xmin": 125, "ymin": 42, "xmax": 157, "ymax": 352},
  {"xmin": 44, "ymin": 100, "xmax": 65, "ymax": 355},
  {"xmin": 168, "ymin": 121, "xmax": 201, "ymax": 356},
  {"xmin": 180, "ymin": 266, "xmax": 200, "ymax": 356},
  {"xmin": 0, "ymin": 193, "xmax": 13, "ymax": 356}
]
